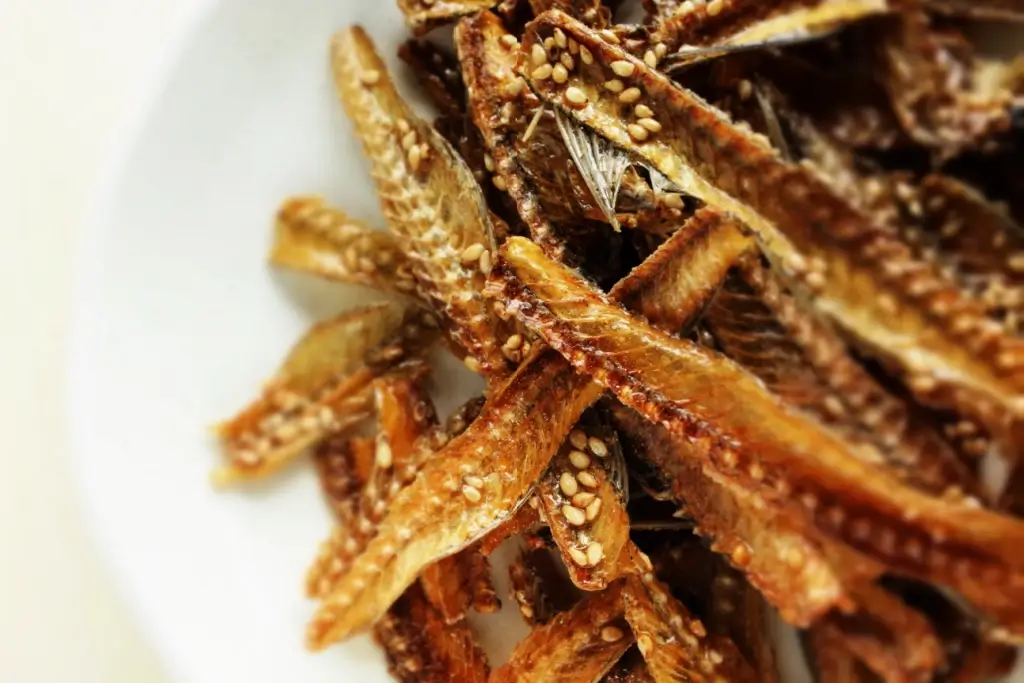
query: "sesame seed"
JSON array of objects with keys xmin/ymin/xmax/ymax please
[
  {"xmin": 376, "ymin": 440, "xmax": 393, "ymax": 469},
  {"xmin": 464, "ymin": 356, "xmax": 481, "ymax": 373},
  {"xmin": 585, "ymin": 497, "xmax": 602, "ymax": 521},
  {"xmin": 401, "ymin": 130, "xmax": 418, "ymax": 150},
  {"xmin": 586, "ymin": 542, "xmax": 604, "ymax": 565},
  {"xmin": 569, "ymin": 547, "xmax": 589, "ymax": 566},
  {"xmin": 532, "ymin": 64, "xmax": 553, "ymax": 80},
  {"xmin": 463, "ymin": 475, "xmax": 484, "ymax": 489},
  {"xmin": 599, "ymin": 29, "xmax": 621, "ymax": 45},
  {"xmin": 543, "ymin": 37, "xmax": 555, "ymax": 50},
  {"xmin": 318, "ymin": 407, "xmax": 334, "ymax": 426},
  {"xmin": 503, "ymin": 78, "xmax": 525, "ymax": 98},
  {"xmin": 484, "ymin": 154, "xmax": 495, "ymax": 172},
  {"xmin": 504, "ymin": 334, "xmax": 523, "ymax": 350},
  {"xmin": 360, "ymin": 70, "xmax": 380, "ymax": 86},
  {"xmin": 500, "ymin": 34, "xmax": 518, "ymax": 48},
  {"xmin": 407, "ymin": 145, "xmax": 423, "ymax": 171},
  {"xmin": 478, "ymin": 250, "xmax": 493, "ymax": 275},
  {"xmin": 662, "ymin": 193, "xmax": 684, "ymax": 209},
  {"xmin": 562, "ymin": 504, "xmax": 587, "ymax": 526},
  {"xmin": 644, "ymin": 50, "xmax": 658, "ymax": 68},
  {"xmin": 637, "ymin": 633, "xmax": 653, "ymax": 655},
  {"xmin": 619, "ymin": 87, "xmax": 642, "ymax": 103},
  {"xmin": 628, "ymin": 123, "xmax": 649, "ymax": 141},
  {"xmin": 492, "ymin": 175, "xmax": 508, "ymax": 191},
  {"xmin": 655, "ymin": 42, "xmax": 668, "ymax": 59},
  {"xmin": 569, "ymin": 449, "xmax": 591, "ymax": 469},
  {"xmin": 396, "ymin": 119, "xmax": 410, "ymax": 134},
  {"xmin": 707, "ymin": 0, "xmax": 725, "ymax": 16},
  {"xmin": 461, "ymin": 243, "xmax": 486, "ymax": 263},
  {"xmin": 635, "ymin": 104, "xmax": 654, "ymax": 118},
  {"xmin": 522, "ymin": 105, "xmax": 544, "ymax": 143},
  {"xmin": 552, "ymin": 63, "xmax": 569, "ymax": 83},
  {"xmin": 520, "ymin": 604, "xmax": 534, "ymax": 618},
  {"xmin": 587, "ymin": 437, "xmax": 608, "ymax": 457},
  {"xmin": 560, "ymin": 53, "xmax": 575, "ymax": 70},
  {"xmin": 569, "ymin": 429, "xmax": 588, "ymax": 450},
  {"xmin": 738, "ymin": 79, "xmax": 753, "ymax": 100},
  {"xmin": 577, "ymin": 471, "xmax": 599, "ymax": 488},
  {"xmin": 638, "ymin": 118, "xmax": 662, "ymax": 133},
  {"xmin": 462, "ymin": 485, "xmax": 482, "ymax": 503},
  {"xmin": 601, "ymin": 626, "xmax": 624, "ymax": 642},
  {"xmin": 568, "ymin": 38, "xmax": 579, "ymax": 54},
  {"xmin": 531, "ymin": 43, "xmax": 548, "ymax": 66},
  {"xmin": 564, "ymin": 86, "xmax": 589, "ymax": 107},
  {"xmin": 572, "ymin": 492, "xmax": 595, "ymax": 507},
  {"xmin": 579, "ymin": 46, "xmax": 593, "ymax": 64},
  {"xmin": 611, "ymin": 60, "xmax": 635, "ymax": 77},
  {"xmin": 560, "ymin": 471, "xmax": 579, "ymax": 496},
  {"xmin": 554, "ymin": 28, "xmax": 567, "ymax": 48},
  {"xmin": 603, "ymin": 79, "xmax": 624, "ymax": 93}
]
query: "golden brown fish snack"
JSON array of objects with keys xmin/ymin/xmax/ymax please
[{"xmin": 213, "ymin": 5, "xmax": 1024, "ymax": 681}]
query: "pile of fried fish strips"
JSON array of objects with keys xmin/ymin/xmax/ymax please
[{"xmin": 213, "ymin": 1, "xmax": 1024, "ymax": 681}]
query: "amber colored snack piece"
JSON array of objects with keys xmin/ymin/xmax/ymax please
[
  {"xmin": 312, "ymin": 434, "xmax": 374, "ymax": 527},
  {"xmin": 491, "ymin": 583, "xmax": 633, "ymax": 683},
  {"xmin": 307, "ymin": 349, "xmax": 603, "ymax": 647},
  {"xmin": 508, "ymin": 540, "xmax": 580, "ymax": 624},
  {"xmin": 332, "ymin": 27, "xmax": 511, "ymax": 380},
  {"xmin": 269, "ymin": 196, "xmax": 416, "ymax": 295},
  {"xmin": 623, "ymin": 571, "xmax": 758, "ymax": 683},
  {"xmin": 519, "ymin": 11, "xmax": 1024, "ymax": 451},
  {"xmin": 421, "ymin": 543, "xmax": 500, "ymax": 623},
  {"xmin": 601, "ymin": 648, "xmax": 655, "ymax": 683},
  {"xmin": 373, "ymin": 582, "xmax": 490, "ymax": 683},
  {"xmin": 397, "ymin": 0, "xmax": 497, "ymax": 35},
  {"xmin": 808, "ymin": 625, "xmax": 881, "ymax": 683},
  {"xmin": 497, "ymin": 235, "xmax": 1024, "ymax": 638},
  {"xmin": 925, "ymin": 0, "xmax": 1024, "ymax": 20},
  {"xmin": 536, "ymin": 416, "xmax": 631, "ymax": 591},
  {"xmin": 213, "ymin": 302, "xmax": 432, "ymax": 486}
]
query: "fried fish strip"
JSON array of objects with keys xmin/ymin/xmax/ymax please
[
  {"xmin": 397, "ymin": 0, "xmax": 497, "ymax": 35},
  {"xmin": 307, "ymin": 349, "xmax": 603, "ymax": 647},
  {"xmin": 519, "ymin": 11, "xmax": 1024, "ymax": 450},
  {"xmin": 537, "ymin": 416, "xmax": 631, "ymax": 590},
  {"xmin": 214, "ymin": 303, "xmax": 433, "ymax": 485},
  {"xmin": 492, "ymin": 583, "xmax": 633, "ymax": 683},
  {"xmin": 497, "ymin": 235, "xmax": 1024, "ymax": 637},
  {"xmin": 269, "ymin": 196, "xmax": 416, "ymax": 295},
  {"xmin": 421, "ymin": 543, "xmax": 500, "ymax": 623},
  {"xmin": 373, "ymin": 582, "xmax": 489, "ymax": 683},
  {"xmin": 808, "ymin": 625, "xmax": 881, "ymax": 683},
  {"xmin": 815, "ymin": 583, "xmax": 943, "ymax": 683},
  {"xmin": 312, "ymin": 434, "xmax": 374, "ymax": 527},
  {"xmin": 612, "ymin": 404, "xmax": 852, "ymax": 625},
  {"xmin": 623, "ymin": 571, "xmax": 758, "ymax": 683},
  {"xmin": 601, "ymin": 649, "xmax": 655, "ymax": 683},
  {"xmin": 332, "ymin": 27, "xmax": 510, "ymax": 379},
  {"xmin": 655, "ymin": 0, "xmax": 890, "ymax": 70}
]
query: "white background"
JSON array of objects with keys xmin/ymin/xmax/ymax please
[{"xmin": 0, "ymin": 1, "xmax": 181, "ymax": 680}]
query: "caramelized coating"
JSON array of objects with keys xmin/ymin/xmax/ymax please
[
  {"xmin": 332, "ymin": 28, "xmax": 510, "ymax": 380},
  {"xmin": 269, "ymin": 196, "xmax": 416, "ymax": 295},
  {"xmin": 397, "ymin": 0, "xmax": 497, "ymax": 35},
  {"xmin": 519, "ymin": 12, "xmax": 1024, "ymax": 451},
  {"xmin": 421, "ymin": 544, "xmax": 500, "ymax": 623},
  {"xmin": 373, "ymin": 582, "xmax": 490, "ymax": 682},
  {"xmin": 601, "ymin": 648, "xmax": 656, "ymax": 683},
  {"xmin": 312, "ymin": 434, "xmax": 373, "ymax": 526},
  {"xmin": 497, "ymin": 235, "xmax": 1024, "ymax": 637},
  {"xmin": 492, "ymin": 583, "xmax": 633, "ymax": 683},
  {"xmin": 213, "ymin": 303, "xmax": 432, "ymax": 485},
  {"xmin": 307, "ymin": 350, "xmax": 603, "ymax": 647},
  {"xmin": 623, "ymin": 571, "xmax": 758, "ymax": 683},
  {"xmin": 508, "ymin": 540, "xmax": 580, "ymax": 624}
]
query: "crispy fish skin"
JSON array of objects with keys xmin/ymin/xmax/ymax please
[
  {"xmin": 397, "ymin": 0, "xmax": 497, "ymax": 35},
  {"xmin": 373, "ymin": 582, "xmax": 490, "ymax": 683},
  {"xmin": 332, "ymin": 27, "xmax": 510, "ymax": 380},
  {"xmin": 612, "ymin": 404, "xmax": 852, "ymax": 626},
  {"xmin": 312, "ymin": 435, "xmax": 373, "ymax": 527},
  {"xmin": 519, "ymin": 11, "xmax": 1024, "ymax": 449},
  {"xmin": 496, "ymin": 235, "xmax": 1024, "ymax": 637},
  {"xmin": 269, "ymin": 196, "xmax": 417, "ymax": 295},
  {"xmin": 537, "ymin": 418, "xmax": 631, "ymax": 590},
  {"xmin": 491, "ymin": 583, "xmax": 633, "ymax": 683},
  {"xmin": 213, "ymin": 303, "xmax": 426, "ymax": 486},
  {"xmin": 623, "ymin": 571, "xmax": 758, "ymax": 683},
  {"xmin": 307, "ymin": 349, "xmax": 603, "ymax": 647}
]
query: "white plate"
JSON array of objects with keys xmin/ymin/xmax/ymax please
[{"xmin": 66, "ymin": 0, "xmax": 1024, "ymax": 681}]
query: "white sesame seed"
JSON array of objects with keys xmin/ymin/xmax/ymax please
[
  {"xmin": 577, "ymin": 471, "xmax": 599, "ymax": 488},
  {"xmin": 560, "ymin": 471, "xmax": 579, "ymax": 496},
  {"xmin": 601, "ymin": 626, "xmax": 624, "ymax": 642},
  {"xmin": 554, "ymin": 28, "xmax": 567, "ymax": 48},
  {"xmin": 532, "ymin": 64, "xmax": 553, "ymax": 80},
  {"xmin": 587, "ymin": 437, "xmax": 608, "ymax": 457},
  {"xmin": 569, "ymin": 547, "xmax": 589, "ymax": 566},
  {"xmin": 464, "ymin": 356, "xmax": 481, "ymax": 373},
  {"xmin": 637, "ymin": 633, "xmax": 653, "ymax": 655},
  {"xmin": 462, "ymin": 485, "xmax": 482, "ymax": 503},
  {"xmin": 563, "ymin": 505, "xmax": 587, "ymax": 526},
  {"xmin": 738, "ymin": 79, "xmax": 753, "ymax": 100},
  {"xmin": 492, "ymin": 175, "xmax": 508, "ymax": 191},
  {"xmin": 478, "ymin": 250, "xmax": 493, "ymax": 275},
  {"xmin": 544, "ymin": 37, "xmax": 555, "ymax": 50},
  {"xmin": 569, "ymin": 429, "xmax": 588, "ymax": 450},
  {"xmin": 654, "ymin": 42, "xmax": 668, "ymax": 59},
  {"xmin": 638, "ymin": 118, "xmax": 662, "ymax": 133},
  {"xmin": 573, "ymin": 492, "xmax": 595, "ymax": 507},
  {"xmin": 376, "ymin": 439, "xmax": 393, "ymax": 469},
  {"xmin": 500, "ymin": 34, "xmax": 518, "ymax": 48},
  {"xmin": 603, "ymin": 79, "xmax": 624, "ymax": 93},
  {"xmin": 569, "ymin": 449, "xmax": 591, "ymax": 469},
  {"xmin": 461, "ymin": 243, "xmax": 486, "ymax": 263},
  {"xmin": 707, "ymin": 0, "xmax": 725, "ymax": 16},
  {"xmin": 599, "ymin": 29, "xmax": 621, "ymax": 45},
  {"xmin": 611, "ymin": 60, "xmax": 635, "ymax": 77},
  {"xmin": 503, "ymin": 78, "xmax": 525, "ymax": 98},
  {"xmin": 619, "ymin": 87, "xmax": 642, "ymax": 103},
  {"xmin": 504, "ymin": 334, "xmax": 523, "ymax": 350},
  {"xmin": 586, "ymin": 542, "xmax": 604, "ymax": 565},
  {"xmin": 463, "ymin": 475, "xmax": 484, "ymax": 489},
  {"xmin": 579, "ymin": 46, "xmax": 594, "ymax": 64},
  {"xmin": 401, "ymin": 130, "xmax": 418, "ymax": 150},
  {"xmin": 484, "ymin": 154, "xmax": 495, "ymax": 172},
  {"xmin": 644, "ymin": 50, "xmax": 658, "ymax": 68},
  {"xmin": 635, "ymin": 104, "xmax": 654, "ymax": 118},
  {"xmin": 628, "ymin": 123, "xmax": 649, "ymax": 141},
  {"xmin": 360, "ymin": 69, "xmax": 380, "ymax": 86},
  {"xmin": 564, "ymin": 86, "xmax": 589, "ymax": 107},
  {"xmin": 407, "ymin": 145, "xmax": 423, "ymax": 171},
  {"xmin": 552, "ymin": 63, "xmax": 569, "ymax": 83},
  {"xmin": 531, "ymin": 43, "xmax": 548, "ymax": 66},
  {"xmin": 585, "ymin": 497, "xmax": 602, "ymax": 521},
  {"xmin": 560, "ymin": 52, "xmax": 575, "ymax": 70}
]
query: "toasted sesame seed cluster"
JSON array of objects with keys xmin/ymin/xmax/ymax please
[{"xmin": 212, "ymin": 1, "xmax": 1024, "ymax": 681}]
